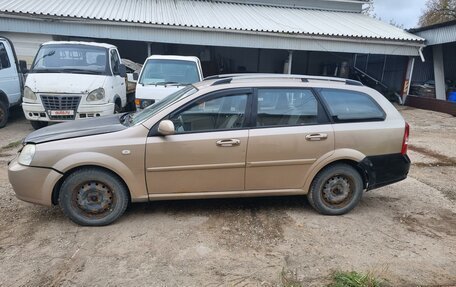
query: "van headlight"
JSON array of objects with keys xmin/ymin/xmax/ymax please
[
  {"xmin": 87, "ymin": 88, "xmax": 105, "ymax": 102},
  {"xmin": 18, "ymin": 144, "xmax": 36, "ymax": 166},
  {"xmin": 23, "ymin": 87, "xmax": 37, "ymax": 101}
]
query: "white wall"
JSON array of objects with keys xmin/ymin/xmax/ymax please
[{"xmin": 0, "ymin": 32, "xmax": 53, "ymax": 68}]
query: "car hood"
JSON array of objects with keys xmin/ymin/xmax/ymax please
[
  {"xmin": 135, "ymin": 84, "xmax": 184, "ymax": 101},
  {"xmin": 24, "ymin": 114, "xmax": 127, "ymax": 144},
  {"xmin": 26, "ymin": 73, "xmax": 107, "ymax": 94}
]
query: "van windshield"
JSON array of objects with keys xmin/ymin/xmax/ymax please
[
  {"xmin": 139, "ymin": 59, "xmax": 200, "ymax": 86},
  {"xmin": 31, "ymin": 44, "xmax": 109, "ymax": 75}
]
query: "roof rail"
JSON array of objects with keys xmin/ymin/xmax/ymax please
[{"xmin": 208, "ymin": 73, "xmax": 363, "ymax": 86}]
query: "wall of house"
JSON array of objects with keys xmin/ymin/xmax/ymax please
[{"xmin": 0, "ymin": 32, "xmax": 53, "ymax": 67}]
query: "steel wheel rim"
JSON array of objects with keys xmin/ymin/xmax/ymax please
[
  {"xmin": 321, "ymin": 174, "xmax": 354, "ymax": 208},
  {"xmin": 72, "ymin": 181, "xmax": 116, "ymax": 218}
]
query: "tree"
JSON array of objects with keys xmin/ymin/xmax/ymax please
[{"xmin": 419, "ymin": 0, "xmax": 456, "ymax": 27}]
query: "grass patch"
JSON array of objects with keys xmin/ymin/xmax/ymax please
[{"xmin": 328, "ymin": 271, "xmax": 387, "ymax": 287}]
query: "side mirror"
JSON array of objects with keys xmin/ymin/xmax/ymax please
[
  {"xmin": 158, "ymin": 120, "xmax": 175, "ymax": 136},
  {"xmin": 19, "ymin": 60, "xmax": 28, "ymax": 74},
  {"xmin": 133, "ymin": 72, "xmax": 139, "ymax": 81},
  {"xmin": 118, "ymin": 64, "xmax": 127, "ymax": 78}
]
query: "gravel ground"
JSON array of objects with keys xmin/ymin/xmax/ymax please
[{"xmin": 0, "ymin": 107, "xmax": 455, "ymax": 287}]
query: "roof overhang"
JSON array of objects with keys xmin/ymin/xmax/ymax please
[
  {"xmin": 410, "ymin": 21, "xmax": 456, "ymax": 46},
  {"xmin": 0, "ymin": 0, "xmax": 425, "ymax": 56}
]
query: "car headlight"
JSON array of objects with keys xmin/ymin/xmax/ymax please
[
  {"xmin": 23, "ymin": 86, "xmax": 37, "ymax": 101},
  {"xmin": 18, "ymin": 144, "xmax": 36, "ymax": 166},
  {"xmin": 86, "ymin": 88, "xmax": 105, "ymax": 102}
]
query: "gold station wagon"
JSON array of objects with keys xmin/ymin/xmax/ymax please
[{"xmin": 8, "ymin": 74, "xmax": 411, "ymax": 226}]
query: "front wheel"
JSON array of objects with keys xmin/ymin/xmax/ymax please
[
  {"xmin": 307, "ymin": 164, "xmax": 364, "ymax": 215},
  {"xmin": 0, "ymin": 101, "xmax": 9, "ymax": 128},
  {"xmin": 30, "ymin": 120, "xmax": 48, "ymax": 130},
  {"xmin": 59, "ymin": 168, "xmax": 129, "ymax": 226}
]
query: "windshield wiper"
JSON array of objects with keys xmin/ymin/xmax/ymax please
[
  {"xmin": 153, "ymin": 81, "xmax": 182, "ymax": 87},
  {"xmin": 60, "ymin": 68, "xmax": 102, "ymax": 75}
]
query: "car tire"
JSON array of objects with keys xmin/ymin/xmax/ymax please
[
  {"xmin": 114, "ymin": 102, "xmax": 122, "ymax": 114},
  {"xmin": 59, "ymin": 168, "xmax": 129, "ymax": 226},
  {"xmin": 307, "ymin": 163, "xmax": 363, "ymax": 215},
  {"xmin": 0, "ymin": 101, "xmax": 9, "ymax": 128},
  {"xmin": 30, "ymin": 120, "xmax": 48, "ymax": 130}
]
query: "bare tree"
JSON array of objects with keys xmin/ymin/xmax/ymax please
[{"xmin": 419, "ymin": 0, "xmax": 456, "ymax": 27}]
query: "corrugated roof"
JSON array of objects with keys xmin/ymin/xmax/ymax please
[{"xmin": 0, "ymin": 0, "xmax": 424, "ymax": 43}]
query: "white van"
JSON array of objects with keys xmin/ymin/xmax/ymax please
[
  {"xmin": 0, "ymin": 36, "xmax": 26, "ymax": 128},
  {"xmin": 135, "ymin": 55, "xmax": 203, "ymax": 109},
  {"xmin": 23, "ymin": 41, "xmax": 133, "ymax": 129}
]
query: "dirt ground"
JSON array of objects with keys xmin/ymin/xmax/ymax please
[{"xmin": 0, "ymin": 107, "xmax": 455, "ymax": 287}]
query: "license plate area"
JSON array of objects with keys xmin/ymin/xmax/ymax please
[{"xmin": 49, "ymin": 110, "xmax": 75, "ymax": 116}]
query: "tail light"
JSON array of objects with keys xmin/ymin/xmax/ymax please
[{"xmin": 401, "ymin": 122, "xmax": 410, "ymax": 155}]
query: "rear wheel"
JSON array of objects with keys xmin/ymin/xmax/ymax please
[
  {"xmin": 307, "ymin": 164, "xmax": 363, "ymax": 215},
  {"xmin": 59, "ymin": 168, "xmax": 129, "ymax": 226},
  {"xmin": 30, "ymin": 120, "xmax": 48, "ymax": 130},
  {"xmin": 0, "ymin": 101, "xmax": 9, "ymax": 128}
]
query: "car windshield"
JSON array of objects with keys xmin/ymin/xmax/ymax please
[
  {"xmin": 139, "ymin": 59, "xmax": 200, "ymax": 86},
  {"xmin": 128, "ymin": 85, "xmax": 198, "ymax": 126},
  {"xmin": 31, "ymin": 44, "xmax": 108, "ymax": 75}
]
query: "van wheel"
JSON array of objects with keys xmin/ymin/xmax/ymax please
[
  {"xmin": 114, "ymin": 101, "xmax": 122, "ymax": 114},
  {"xmin": 30, "ymin": 120, "xmax": 48, "ymax": 130},
  {"xmin": 0, "ymin": 101, "xmax": 8, "ymax": 128},
  {"xmin": 307, "ymin": 164, "xmax": 363, "ymax": 215},
  {"xmin": 59, "ymin": 168, "xmax": 129, "ymax": 226}
]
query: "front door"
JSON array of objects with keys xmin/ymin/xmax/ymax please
[
  {"xmin": 246, "ymin": 88, "xmax": 335, "ymax": 190},
  {"xmin": 146, "ymin": 89, "xmax": 252, "ymax": 194},
  {"xmin": 109, "ymin": 49, "xmax": 126, "ymax": 106}
]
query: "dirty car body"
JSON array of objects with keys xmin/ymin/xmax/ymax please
[{"xmin": 8, "ymin": 74, "xmax": 410, "ymax": 226}]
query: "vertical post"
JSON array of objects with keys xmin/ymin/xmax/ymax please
[
  {"xmin": 147, "ymin": 42, "xmax": 152, "ymax": 56},
  {"xmin": 402, "ymin": 57, "xmax": 415, "ymax": 104},
  {"xmin": 287, "ymin": 50, "xmax": 293, "ymax": 74},
  {"xmin": 433, "ymin": 45, "xmax": 446, "ymax": 100},
  {"xmin": 381, "ymin": 55, "xmax": 387, "ymax": 82}
]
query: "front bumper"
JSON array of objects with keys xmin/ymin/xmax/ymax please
[
  {"xmin": 8, "ymin": 157, "xmax": 62, "ymax": 206},
  {"xmin": 22, "ymin": 102, "xmax": 115, "ymax": 122}
]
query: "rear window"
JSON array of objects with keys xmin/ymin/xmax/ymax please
[
  {"xmin": 319, "ymin": 89, "xmax": 385, "ymax": 122},
  {"xmin": 256, "ymin": 89, "xmax": 319, "ymax": 127}
]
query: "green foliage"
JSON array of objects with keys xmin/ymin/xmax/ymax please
[
  {"xmin": 419, "ymin": 0, "xmax": 456, "ymax": 27},
  {"xmin": 328, "ymin": 271, "xmax": 387, "ymax": 287}
]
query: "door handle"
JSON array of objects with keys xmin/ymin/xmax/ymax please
[
  {"xmin": 305, "ymin": 133, "xmax": 328, "ymax": 141},
  {"xmin": 216, "ymin": 139, "xmax": 241, "ymax": 147}
]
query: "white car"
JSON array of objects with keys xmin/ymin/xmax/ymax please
[
  {"xmin": 135, "ymin": 55, "xmax": 203, "ymax": 109},
  {"xmin": 22, "ymin": 41, "xmax": 133, "ymax": 129}
]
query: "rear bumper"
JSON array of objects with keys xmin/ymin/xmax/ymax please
[
  {"xmin": 359, "ymin": 153, "xmax": 411, "ymax": 190},
  {"xmin": 22, "ymin": 102, "xmax": 115, "ymax": 122},
  {"xmin": 8, "ymin": 157, "xmax": 62, "ymax": 206}
]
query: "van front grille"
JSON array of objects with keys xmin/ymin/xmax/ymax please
[{"xmin": 41, "ymin": 95, "xmax": 81, "ymax": 120}]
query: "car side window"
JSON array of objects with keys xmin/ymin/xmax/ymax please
[
  {"xmin": 319, "ymin": 89, "xmax": 385, "ymax": 122},
  {"xmin": 0, "ymin": 43, "xmax": 11, "ymax": 70},
  {"xmin": 169, "ymin": 94, "xmax": 248, "ymax": 133},
  {"xmin": 110, "ymin": 50, "xmax": 120, "ymax": 75},
  {"xmin": 256, "ymin": 89, "xmax": 319, "ymax": 127}
]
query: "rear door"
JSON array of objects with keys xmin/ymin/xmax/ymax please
[
  {"xmin": 245, "ymin": 88, "xmax": 334, "ymax": 191},
  {"xmin": 146, "ymin": 88, "xmax": 253, "ymax": 194}
]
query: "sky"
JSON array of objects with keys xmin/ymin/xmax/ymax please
[{"xmin": 373, "ymin": 0, "xmax": 428, "ymax": 29}]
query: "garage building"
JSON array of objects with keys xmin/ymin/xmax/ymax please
[{"xmin": 0, "ymin": 0, "xmax": 424, "ymax": 95}]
